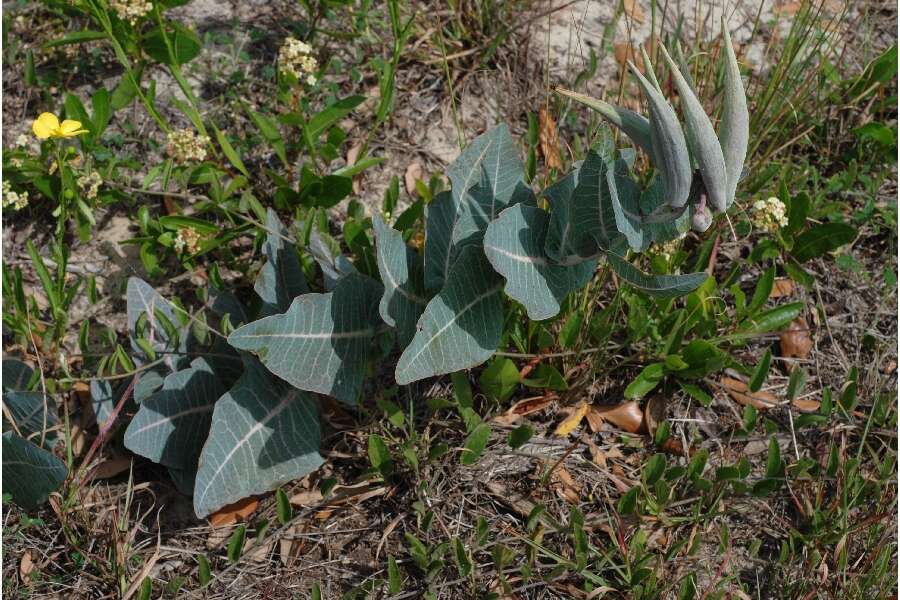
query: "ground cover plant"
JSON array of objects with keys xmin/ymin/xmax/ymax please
[{"xmin": 1, "ymin": 0, "xmax": 897, "ymax": 598}]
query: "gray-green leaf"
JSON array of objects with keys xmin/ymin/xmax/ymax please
[
  {"xmin": 484, "ymin": 204, "xmax": 596, "ymax": 320},
  {"xmin": 396, "ymin": 246, "xmax": 504, "ymax": 384},
  {"xmin": 193, "ymin": 357, "xmax": 324, "ymax": 518},
  {"xmin": 229, "ymin": 273, "xmax": 383, "ymax": 403},
  {"xmin": 124, "ymin": 358, "xmax": 224, "ymax": 470},
  {"xmin": 3, "ymin": 391, "xmax": 58, "ymax": 448},
  {"xmin": 719, "ymin": 24, "xmax": 750, "ymax": 208},
  {"xmin": 255, "ymin": 208, "xmax": 308, "ymax": 316},
  {"xmin": 659, "ymin": 44, "xmax": 728, "ymax": 212},
  {"xmin": 2, "ymin": 359, "xmax": 33, "ymax": 391},
  {"xmin": 372, "ymin": 213, "xmax": 428, "ymax": 346},
  {"xmin": 606, "ymin": 253, "xmax": 708, "ymax": 298},
  {"xmin": 628, "ymin": 62, "xmax": 693, "ymax": 208},
  {"xmin": 2, "ymin": 431, "xmax": 67, "ymax": 510}
]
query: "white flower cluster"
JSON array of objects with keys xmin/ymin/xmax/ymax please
[
  {"xmin": 654, "ymin": 232, "xmax": 687, "ymax": 261},
  {"xmin": 174, "ymin": 228, "xmax": 203, "ymax": 254},
  {"xmin": 751, "ymin": 196, "xmax": 789, "ymax": 233},
  {"xmin": 278, "ymin": 37, "xmax": 318, "ymax": 85},
  {"xmin": 2, "ymin": 180, "xmax": 29, "ymax": 211},
  {"xmin": 109, "ymin": 0, "xmax": 153, "ymax": 26},
  {"xmin": 77, "ymin": 170, "xmax": 103, "ymax": 200},
  {"xmin": 166, "ymin": 129, "xmax": 210, "ymax": 164}
]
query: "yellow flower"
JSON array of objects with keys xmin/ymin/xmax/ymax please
[{"xmin": 32, "ymin": 113, "xmax": 88, "ymax": 140}]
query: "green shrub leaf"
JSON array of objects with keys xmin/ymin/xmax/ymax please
[
  {"xmin": 372, "ymin": 213, "xmax": 428, "ymax": 346},
  {"xmin": 254, "ymin": 209, "xmax": 308, "ymax": 317}
]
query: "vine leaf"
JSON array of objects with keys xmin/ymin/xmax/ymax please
[
  {"xmin": 124, "ymin": 358, "xmax": 225, "ymax": 471},
  {"xmin": 228, "ymin": 273, "xmax": 383, "ymax": 404},
  {"xmin": 255, "ymin": 208, "xmax": 308, "ymax": 316},
  {"xmin": 372, "ymin": 213, "xmax": 428, "ymax": 346},
  {"xmin": 2, "ymin": 431, "xmax": 67, "ymax": 510},
  {"xmin": 606, "ymin": 253, "xmax": 708, "ymax": 298},
  {"xmin": 484, "ymin": 204, "xmax": 597, "ymax": 321},
  {"xmin": 194, "ymin": 357, "xmax": 324, "ymax": 518},
  {"xmin": 396, "ymin": 246, "xmax": 504, "ymax": 384}
]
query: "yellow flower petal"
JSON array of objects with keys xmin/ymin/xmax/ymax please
[
  {"xmin": 32, "ymin": 113, "xmax": 59, "ymax": 139},
  {"xmin": 58, "ymin": 119, "xmax": 88, "ymax": 138}
]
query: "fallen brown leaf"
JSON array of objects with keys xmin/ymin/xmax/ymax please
[
  {"xmin": 769, "ymin": 277, "xmax": 795, "ymax": 298},
  {"xmin": 404, "ymin": 162, "xmax": 424, "ymax": 196},
  {"xmin": 551, "ymin": 466, "xmax": 581, "ymax": 504},
  {"xmin": 289, "ymin": 489, "xmax": 324, "ymax": 506},
  {"xmin": 90, "ymin": 455, "xmax": 132, "ymax": 480},
  {"xmin": 209, "ymin": 497, "xmax": 259, "ymax": 527},
  {"xmin": 554, "ymin": 402, "xmax": 589, "ymax": 436},
  {"xmin": 538, "ymin": 106, "xmax": 563, "ymax": 170},
  {"xmin": 585, "ymin": 405, "xmax": 605, "ymax": 433},
  {"xmin": 346, "ymin": 143, "xmax": 363, "ymax": 194},
  {"xmin": 623, "ymin": 0, "xmax": 645, "ymax": 23},
  {"xmin": 643, "ymin": 395, "xmax": 666, "ymax": 436},
  {"xmin": 494, "ymin": 394, "xmax": 556, "ymax": 426},
  {"xmin": 792, "ymin": 398, "xmax": 821, "ymax": 413},
  {"xmin": 721, "ymin": 376, "xmax": 779, "ymax": 410},
  {"xmin": 592, "ymin": 401, "xmax": 644, "ymax": 433},
  {"xmin": 19, "ymin": 551, "xmax": 33, "ymax": 582},
  {"xmin": 781, "ymin": 316, "xmax": 813, "ymax": 361}
]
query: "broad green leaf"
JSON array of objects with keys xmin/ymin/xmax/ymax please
[
  {"xmin": 372, "ymin": 214, "xmax": 428, "ymax": 346},
  {"xmin": 2, "ymin": 358, "xmax": 33, "ymax": 391},
  {"xmin": 719, "ymin": 23, "xmax": 750, "ymax": 208},
  {"xmin": 747, "ymin": 265, "xmax": 775, "ymax": 316},
  {"xmin": 461, "ymin": 422, "xmax": 491, "ymax": 465},
  {"xmin": 739, "ymin": 302, "xmax": 804, "ymax": 334},
  {"xmin": 607, "ymin": 155, "xmax": 652, "ymax": 251},
  {"xmin": 90, "ymin": 380, "xmax": 137, "ymax": 427},
  {"xmin": 143, "ymin": 23, "xmax": 202, "ymax": 65},
  {"xmin": 124, "ymin": 358, "xmax": 225, "ymax": 470},
  {"xmin": 2, "ymin": 431, "xmax": 67, "ymax": 510},
  {"xmin": 625, "ymin": 363, "xmax": 665, "ymax": 398},
  {"xmin": 521, "ymin": 364, "xmax": 568, "ymax": 391},
  {"xmin": 396, "ymin": 247, "xmax": 504, "ymax": 384},
  {"xmin": 544, "ymin": 140, "xmax": 622, "ymax": 260},
  {"xmin": 227, "ymin": 525, "xmax": 246, "ymax": 562},
  {"xmin": 508, "ymin": 424, "xmax": 534, "ymax": 449},
  {"xmin": 606, "ymin": 253, "xmax": 708, "ymax": 298},
  {"xmin": 659, "ymin": 44, "xmax": 728, "ymax": 211},
  {"xmin": 628, "ymin": 63, "xmax": 692, "ymax": 208},
  {"xmin": 91, "ymin": 88, "xmax": 111, "ymax": 140},
  {"xmin": 193, "ymin": 357, "xmax": 323, "ymax": 518},
  {"xmin": 791, "ymin": 223, "xmax": 857, "ymax": 262},
  {"xmin": 2, "ymin": 391, "xmax": 58, "ymax": 447},
  {"xmin": 255, "ymin": 209, "xmax": 308, "ymax": 316},
  {"xmin": 638, "ymin": 175, "xmax": 690, "ymax": 246},
  {"xmin": 484, "ymin": 204, "xmax": 596, "ymax": 320},
  {"xmin": 478, "ymin": 357, "xmax": 520, "ymax": 402},
  {"xmin": 168, "ymin": 465, "xmax": 197, "ymax": 496},
  {"xmin": 306, "ymin": 96, "xmax": 366, "ymax": 138},
  {"xmin": 245, "ymin": 105, "xmax": 287, "ymax": 167},
  {"xmin": 368, "ymin": 434, "xmax": 393, "ymax": 476},
  {"xmin": 229, "ymin": 273, "xmax": 383, "ymax": 403}
]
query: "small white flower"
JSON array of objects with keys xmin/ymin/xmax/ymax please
[
  {"xmin": 166, "ymin": 129, "xmax": 210, "ymax": 164},
  {"xmin": 109, "ymin": 0, "xmax": 153, "ymax": 25},
  {"xmin": 2, "ymin": 180, "xmax": 30, "ymax": 211},
  {"xmin": 278, "ymin": 37, "xmax": 319, "ymax": 85},
  {"xmin": 77, "ymin": 170, "xmax": 103, "ymax": 200},
  {"xmin": 751, "ymin": 196, "xmax": 789, "ymax": 233},
  {"xmin": 14, "ymin": 134, "xmax": 29, "ymax": 148},
  {"xmin": 173, "ymin": 228, "xmax": 203, "ymax": 254}
]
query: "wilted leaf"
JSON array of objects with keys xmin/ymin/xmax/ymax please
[
  {"xmin": 780, "ymin": 316, "xmax": 813, "ymax": 361},
  {"xmin": 721, "ymin": 376, "xmax": 778, "ymax": 410},
  {"xmin": 538, "ymin": 106, "xmax": 563, "ymax": 170},
  {"xmin": 493, "ymin": 394, "xmax": 556, "ymax": 426},
  {"xmin": 554, "ymin": 402, "xmax": 589, "ymax": 436},
  {"xmin": 404, "ymin": 162, "xmax": 424, "ymax": 196},
  {"xmin": 209, "ymin": 497, "xmax": 259, "ymax": 527},
  {"xmin": 644, "ymin": 395, "xmax": 666, "ymax": 436}
]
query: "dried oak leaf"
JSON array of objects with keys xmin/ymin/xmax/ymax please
[
  {"xmin": 720, "ymin": 376, "xmax": 778, "ymax": 410},
  {"xmin": 769, "ymin": 277, "xmax": 795, "ymax": 298},
  {"xmin": 780, "ymin": 316, "xmax": 813, "ymax": 361},
  {"xmin": 554, "ymin": 402, "xmax": 589, "ymax": 436},
  {"xmin": 592, "ymin": 401, "xmax": 645, "ymax": 433},
  {"xmin": 209, "ymin": 497, "xmax": 259, "ymax": 527}
]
